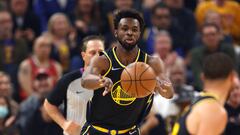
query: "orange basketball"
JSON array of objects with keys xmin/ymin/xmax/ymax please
[{"xmin": 120, "ymin": 62, "xmax": 157, "ymax": 98}]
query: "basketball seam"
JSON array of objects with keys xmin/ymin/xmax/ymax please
[
  {"xmin": 134, "ymin": 62, "xmax": 139, "ymax": 97},
  {"xmin": 139, "ymin": 65, "xmax": 156, "ymax": 93},
  {"xmin": 123, "ymin": 67, "xmax": 132, "ymax": 93}
]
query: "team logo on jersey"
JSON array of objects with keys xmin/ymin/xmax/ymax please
[{"xmin": 111, "ymin": 81, "xmax": 136, "ymax": 106}]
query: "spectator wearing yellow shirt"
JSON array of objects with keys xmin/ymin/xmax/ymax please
[{"xmin": 195, "ymin": 0, "xmax": 240, "ymax": 44}]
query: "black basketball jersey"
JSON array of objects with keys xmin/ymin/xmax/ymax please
[
  {"xmin": 172, "ymin": 92, "xmax": 217, "ymax": 135},
  {"xmin": 87, "ymin": 47, "xmax": 153, "ymax": 129}
]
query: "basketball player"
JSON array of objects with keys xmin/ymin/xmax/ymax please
[
  {"xmin": 81, "ymin": 9, "xmax": 174, "ymax": 135},
  {"xmin": 172, "ymin": 53, "xmax": 238, "ymax": 135},
  {"xmin": 43, "ymin": 36, "xmax": 105, "ymax": 135}
]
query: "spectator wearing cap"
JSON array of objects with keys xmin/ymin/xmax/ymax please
[
  {"xmin": 18, "ymin": 36, "xmax": 62, "ymax": 100},
  {"xmin": 16, "ymin": 70, "xmax": 62, "ymax": 135},
  {"xmin": 44, "ymin": 35, "xmax": 104, "ymax": 135}
]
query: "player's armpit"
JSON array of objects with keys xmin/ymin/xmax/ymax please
[
  {"xmin": 147, "ymin": 56, "xmax": 174, "ymax": 99},
  {"xmin": 81, "ymin": 55, "xmax": 110, "ymax": 90}
]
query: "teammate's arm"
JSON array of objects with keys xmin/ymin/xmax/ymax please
[
  {"xmin": 148, "ymin": 56, "xmax": 174, "ymax": 99},
  {"xmin": 187, "ymin": 101, "xmax": 227, "ymax": 135},
  {"xmin": 81, "ymin": 55, "xmax": 113, "ymax": 95}
]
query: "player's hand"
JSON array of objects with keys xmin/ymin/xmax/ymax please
[
  {"xmin": 63, "ymin": 121, "xmax": 81, "ymax": 135},
  {"xmin": 99, "ymin": 75, "xmax": 113, "ymax": 96}
]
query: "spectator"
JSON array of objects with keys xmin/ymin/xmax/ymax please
[
  {"xmin": 16, "ymin": 70, "xmax": 62, "ymax": 135},
  {"xmin": 34, "ymin": 0, "xmax": 76, "ymax": 32},
  {"xmin": 195, "ymin": 0, "xmax": 240, "ymax": 45},
  {"xmin": 0, "ymin": 9, "xmax": 28, "ymax": 92},
  {"xmin": 74, "ymin": 0, "xmax": 105, "ymax": 45},
  {"xmin": 143, "ymin": 2, "xmax": 186, "ymax": 56},
  {"xmin": 0, "ymin": 72, "xmax": 19, "ymax": 115},
  {"xmin": 153, "ymin": 30, "xmax": 184, "ymax": 76},
  {"xmin": 47, "ymin": 13, "xmax": 75, "ymax": 73},
  {"xmin": 190, "ymin": 23, "xmax": 236, "ymax": 91},
  {"xmin": 0, "ymin": 96, "xmax": 19, "ymax": 135},
  {"xmin": 224, "ymin": 77, "xmax": 240, "ymax": 135},
  {"xmin": 18, "ymin": 36, "xmax": 62, "ymax": 100},
  {"xmin": 164, "ymin": 0, "xmax": 197, "ymax": 53},
  {"xmin": 141, "ymin": 0, "xmax": 158, "ymax": 27},
  {"xmin": 194, "ymin": 10, "xmax": 233, "ymax": 47},
  {"xmin": 10, "ymin": 0, "xmax": 41, "ymax": 51}
]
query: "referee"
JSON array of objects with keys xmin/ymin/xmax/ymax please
[{"xmin": 44, "ymin": 36, "xmax": 105, "ymax": 135}]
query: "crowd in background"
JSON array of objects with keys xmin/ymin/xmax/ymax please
[{"xmin": 0, "ymin": 0, "xmax": 240, "ymax": 135}]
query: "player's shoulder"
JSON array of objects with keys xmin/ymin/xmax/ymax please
[
  {"xmin": 193, "ymin": 99, "xmax": 227, "ymax": 120},
  {"xmin": 146, "ymin": 55, "xmax": 164, "ymax": 72}
]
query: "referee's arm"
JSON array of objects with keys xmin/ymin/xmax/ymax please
[{"xmin": 44, "ymin": 72, "xmax": 80, "ymax": 135}]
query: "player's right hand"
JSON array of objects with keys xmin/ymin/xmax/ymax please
[
  {"xmin": 99, "ymin": 75, "xmax": 113, "ymax": 96},
  {"xmin": 63, "ymin": 121, "xmax": 81, "ymax": 135}
]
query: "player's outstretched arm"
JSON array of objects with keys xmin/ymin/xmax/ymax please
[
  {"xmin": 148, "ymin": 56, "xmax": 174, "ymax": 99},
  {"xmin": 81, "ymin": 55, "xmax": 113, "ymax": 95}
]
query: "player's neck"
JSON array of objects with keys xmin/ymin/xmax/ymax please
[
  {"xmin": 115, "ymin": 45, "xmax": 139, "ymax": 65},
  {"xmin": 204, "ymin": 80, "xmax": 230, "ymax": 105}
]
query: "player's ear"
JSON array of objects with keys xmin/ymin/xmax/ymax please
[{"xmin": 81, "ymin": 52, "xmax": 86, "ymax": 60}]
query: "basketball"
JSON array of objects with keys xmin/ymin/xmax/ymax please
[{"xmin": 120, "ymin": 62, "xmax": 157, "ymax": 98}]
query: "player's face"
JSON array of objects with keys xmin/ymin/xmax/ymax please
[
  {"xmin": 82, "ymin": 40, "xmax": 104, "ymax": 67},
  {"xmin": 115, "ymin": 18, "xmax": 141, "ymax": 51}
]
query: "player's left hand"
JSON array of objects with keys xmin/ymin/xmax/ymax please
[{"xmin": 99, "ymin": 75, "xmax": 113, "ymax": 96}]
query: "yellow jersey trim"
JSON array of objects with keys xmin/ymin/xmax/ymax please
[
  {"xmin": 144, "ymin": 53, "xmax": 148, "ymax": 63},
  {"xmin": 112, "ymin": 47, "xmax": 140, "ymax": 68},
  {"xmin": 92, "ymin": 125, "xmax": 136, "ymax": 135},
  {"xmin": 82, "ymin": 125, "xmax": 91, "ymax": 135},
  {"xmin": 102, "ymin": 51, "xmax": 112, "ymax": 77}
]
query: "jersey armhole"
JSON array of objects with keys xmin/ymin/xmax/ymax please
[{"xmin": 101, "ymin": 51, "xmax": 112, "ymax": 77}]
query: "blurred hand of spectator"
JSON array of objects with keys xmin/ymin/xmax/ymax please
[
  {"xmin": 75, "ymin": 20, "xmax": 88, "ymax": 33},
  {"xmin": 164, "ymin": 52, "xmax": 177, "ymax": 68}
]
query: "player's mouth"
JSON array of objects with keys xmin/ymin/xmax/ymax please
[{"xmin": 125, "ymin": 38, "xmax": 135, "ymax": 44}]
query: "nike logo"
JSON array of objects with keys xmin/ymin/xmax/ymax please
[
  {"xmin": 76, "ymin": 91, "xmax": 84, "ymax": 94},
  {"xmin": 111, "ymin": 67, "xmax": 122, "ymax": 71},
  {"xmin": 129, "ymin": 130, "xmax": 137, "ymax": 135}
]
